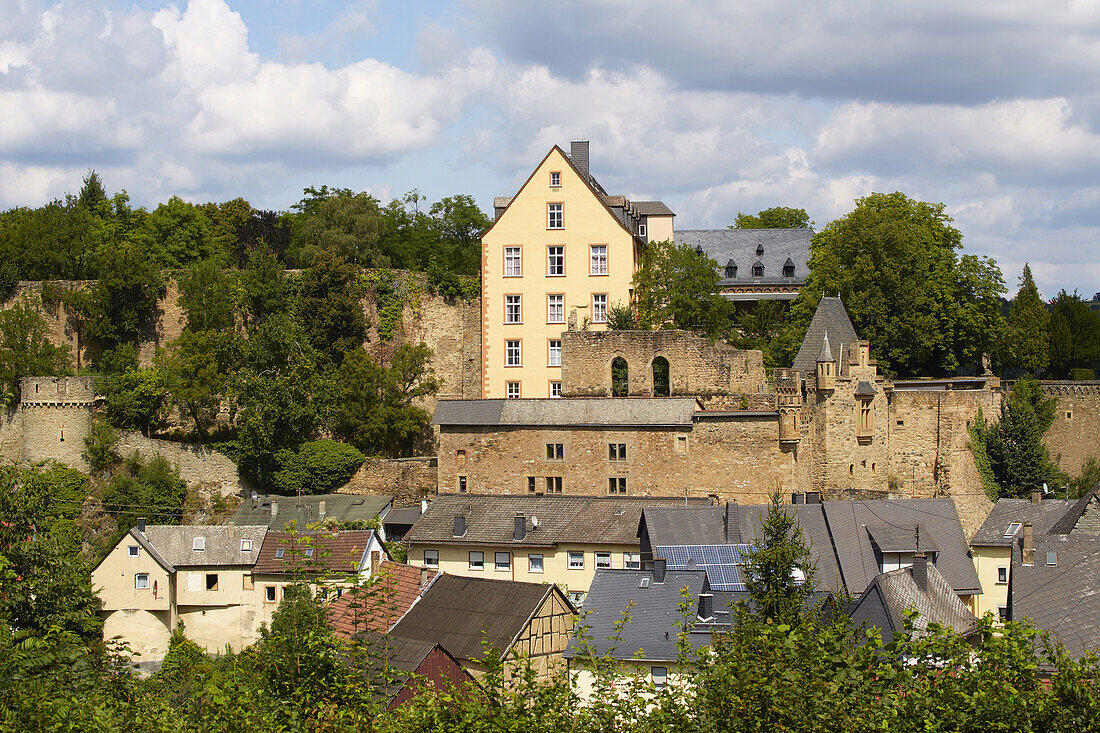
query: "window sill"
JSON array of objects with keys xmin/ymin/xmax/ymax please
[
  {"xmin": 503, "ymin": 274, "xmax": 523, "ymax": 278},
  {"xmin": 503, "ymin": 321, "xmax": 523, "ymax": 325},
  {"xmin": 589, "ymin": 273, "xmax": 609, "ymax": 277},
  {"xmin": 546, "ymin": 273, "xmax": 566, "ymax": 277},
  {"xmin": 504, "ymin": 364, "xmax": 523, "ymax": 368}
]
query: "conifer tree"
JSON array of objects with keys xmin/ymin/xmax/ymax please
[
  {"xmin": 1006, "ymin": 264, "xmax": 1050, "ymax": 374},
  {"xmin": 743, "ymin": 489, "xmax": 817, "ymax": 624}
]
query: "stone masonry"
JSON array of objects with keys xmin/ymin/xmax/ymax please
[{"xmin": 1040, "ymin": 381, "xmax": 1100, "ymax": 478}]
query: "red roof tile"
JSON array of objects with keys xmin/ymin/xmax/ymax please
[
  {"xmin": 253, "ymin": 530, "xmax": 380, "ymax": 575},
  {"xmin": 328, "ymin": 561, "xmax": 439, "ymax": 638}
]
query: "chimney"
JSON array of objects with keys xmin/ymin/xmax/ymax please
[
  {"xmin": 319, "ymin": 500, "xmax": 327, "ymax": 520},
  {"xmin": 453, "ymin": 515, "xmax": 466, "ymax": 537},
  {"xmin": 792, "ymin": 493, "xmax": 805, "ymax": 505},
  {"xmin": 805, "ymin": 491, "xmax": 821, "ymax": 505},
  {"xmin": 1023, "ymin": 522, "xmax": 1035, "ymax": 565},
  {"xmin": 911, "ymin": 552, "xmax": 928, "ymax": 592},
  {"xmin": 420, "ymin": 566, "xmax": 431, "ymax": 587},
  {"xmin": 420, "ymin": 499, "xmax": 428, "ymax": 515},
  {"xmin": 653, "ymin": 558, "xmax": 666, "ymax": 584},
  {"xmin": 707, "ymin": 493, "xmax": 719, "ymax": 506},
  {"xmin": 1031, "ymin": 489, "xmax": 1041, "ymax": 505},
  {"xmin": 227, "ymin": 522, "xmax": 235, "ymax": 541},
  {"xmin": 271, "ymin": 500, "xmax": 279, "ymax": 519},
  {"xmin": 137, "ymin": 517, "xmax": 146, "ymax": 533},
  {"xmin": 370, "ymin": 550, "xmax": 380, "ymax": 575},
  {"xmin": 698, "ymin": 593, "xmax": 714, "ymax": 619},
  {"xmin": 570, "ymin": 139, "xmax": 590, "ymax": 180},
  {"xmin": 513, "ymin": 515, "xmax": 527, "ymax": 542}
]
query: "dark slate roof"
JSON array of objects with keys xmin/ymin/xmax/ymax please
[
  {"xmin": 231, "ymin": 494, "xmax": 391, "ymax": 530},
  {"xmin": 390, "ymin": 574, "xmax": 561, "ymax": 662},
  {"xmin": 634, "ymin": 201, "xmax": 675, "ymax": 217},
  {"xmin": 792, "ymin": 296, "xmax": 859, "ymax": 377},
  {"xmin": 867, "ymin": 524, "xmax": 939, "ymax": 553},
  {"xmin": 253, "ymin": 530, "xmax": 380, "ymax": 575},
  {"xmin": 432, "ymin": 398, "xmax": 697, "ymax": 427},
  {"xmin": 848, "ymin": 563, "xmax": 979, "ymax": 646},
  {"xmin": 675, "ymin": 229, "xmax": 811, "ymax": 287},
  {"xmin": 383, "ymin": 506, "xmax": 424, "ymax": 527},
  {"xmin": 563, "ymin": 569, "xmax": 713, "ymax": 662},
  {"xmin": 854, "ymin": 380, "xmax": 877, "ymax": 396},
  {"xmin": 640, "ymin": 505, "xmax": 735, "ymax": 548},
  {"xmin": 140, "ymin": 525, "xmax": 268, "ymax": 567},
  {"xmin": 557, "ymin": 497, "xmax": 711, "ymax": 545},
  {"xmin": 821, "ymin": 499, "xmax": 980, "ymax": 596},
  {"xmin": 971, "ymin": 498, "xmax": 1075, "ymax": 546},
  {"xmin": 1011, "ymin": 536, "xmax": 1100, "ymax": 658},
  {"xmin": 1048, "ymin": 485, "xmax": 1100, "ymax": 536}
]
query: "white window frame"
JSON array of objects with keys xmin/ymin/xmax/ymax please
[
  {"xmin": 135, "ymin": 573, "xmax": 149, "ymax": 589},
  {"xmin": 265, "ymin": 585, "xmax": 277, "ymax": 603},
  {"xmin": 550, "ymin": 171, "xmax": 561, "ymax": 187},
  {"xmin": 624, "ymin": 552, "xmax": 641, "ymax": 570},
  {"xmin": 504, "ymin": 246, "xmax": 522, "ymax": 277},
  {"xmin": 548, "ymin": 340, "xmax": 562, "ymax": 367},
  {"xmin": 506, "ymin": 382, "xmax": 521, "ymax": 399},
  {"xmin": 495, "ymin": 552, "xmax": 511, "ymax": 571},
  {"xmin": 193, "ymin": 537, "xmax": 206, "ymax": 552},
  {"xmin": 592, "ymin": 293, "xmax": 608, "ymax": 323},
  {"xmin": 590, "ymin": 245, "xmax": 608, "ymax": 275},
  {"xmin": 469, "ymin": 551, "xmax": 485, "ymax": 570},
  {"xmin": 529, "ymin": 554, "xmax": 544, "ymax": 573},
  {"xmin": 596, "ymin": 552, "xmax": 612, "ymax": 569},
  {"xmin": 128, "ymin": 545, "xmax": 139, "ymax": 557},
  {"xmin": 548, "ymin": 203, "xmax": 563, "ymax": 229},
  {"xmin": 1004, "ymin": 522, "xmax": 1022, "ymax": 538},
  {"xmin": 547, "ymin": 246, "xmax": 565, "ymax": 276},
  {"xmin": 652, "ymin": 666, "xmax": 668, "ymax": 689},
  {"xmin": 505, "ymin": 340, "xmax": 522, "ymax": 366},
  {"xmin": 547, "ymin": 294, "xmax": 564, "ymax": 323},
  {"xmin": 639, "ymin": 223, "xmax": 647, "ymax": 237},
  {"xmin": 568, "ymin": 551, "xmax": 584, "ymax": 569},
  {"xmin": 549, "ymin": 381, "xmax": 562, "ymax": 398},
  {"xmin": 240, "ymin": 539, "xmax": 253, "ymax": 552},
  {"xmin": 424, "ymin": 550, "xmax": 439, "ymax": 567},
  {"xmin": 505, "ymin": 295, "xmax": 522, "ymax": 324}
]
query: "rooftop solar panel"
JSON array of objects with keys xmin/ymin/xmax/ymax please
[{"xmin": 656, "ymin": 544, "xmax": 752, "ymax": 591}]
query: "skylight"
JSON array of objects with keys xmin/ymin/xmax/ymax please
[
  {"xmin": 274, "ymin": 548, "xmax": 284, "ymax": 559},
  {"xmin": 1003, "ymin": 522, "xmax": 1022, "ymax": 538},
  {"xmin": 639, "ymin": 577, "xmax": 650, "ymax": 588}
]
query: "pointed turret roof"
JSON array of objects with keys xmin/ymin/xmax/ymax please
[
  {"xmin": 817, "ymin": 330, "xmax": 833, "ymax": 363},
  {"xmin": 792, "ymin": 296, "xmax": 859, "ymax": 377}
]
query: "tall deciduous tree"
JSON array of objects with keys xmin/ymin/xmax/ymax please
[
  {"xmin": 1006, "ymin": 264, "xmax": 1050, "ymax": 374},
  {"xmin": 75, "ymin": 240, "xmax": 164, "ymax": 352},
  {"xmin": 291, "ymin": 187, "xmax": 386, "ymax": 267},
  {"xmin": 158, "ymin": 330, "xmax": 240, "ymax": 440},
  {"xmin": 0, "ymin": 296, "xmax": 71, "ymax": 404},
  {"xmin": 240, "ymin": 244, "xmax": 292, "ymax": 330},
  {"xmin": 733, "ymin": 206, "xmax": 812, "ymax": 229},
  {"xmin": 632, "ymin": 239, "xmax": 733, "ymax": 338},
  {"xmin": 297, "ymin": 248, "xmax": 366, "ymax": 365},
  {"xmin": 178, "ymin": 259, "xmax": 236, "ymax": 333},
  {"xmin": 783, "ymin": 192, "xmax": 1005, "ymax": 376}
]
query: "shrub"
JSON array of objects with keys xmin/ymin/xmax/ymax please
[
  {"xmin": 83, "ymin": 419, "xmax": 120, "ymax": 473},
  {"xmin": 272, "ymin": 440, "xmax": 364, "ymax": 496}
]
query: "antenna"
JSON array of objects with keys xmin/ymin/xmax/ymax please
[
  {"xmin": 251, "ymin": 490, "xmax": 259, "ymax": 509},
  {"xmin": 531, "ymin": 516, "xmax": 539, "ymax": 528}
]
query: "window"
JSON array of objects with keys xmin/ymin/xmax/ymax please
[
  {"xmin": 495, "ymin": 552, "xmax": 511, "ymax": 570},
  {"xmin": 596, "ymin": 552, "xmax": 611, "ymax": 569},
  {"xmin": 504, "ymin": 246, "xmax": 522, "ymax": 277},
  {"xmin": 424, "ymin": 550, "xmax": 439, "ymax": 567},
  {"xmin": 206, "ymin": 574, "xmax": 219, "ymax": 591},
  {"xmin": 548, "ymin": 340, "xmax": 562, "ymax": 367},
  {"xmin": 457, "ymin": 449, "xmax": 466, "ymax": 460},
  {"xmin": 675, "ymin": 435, "xmax": 688, "ymax": 453},
  {"xmin": 997, "ymin": 567, "xmax": 1008, "ymax": 584},
  {"xmin": 505, "ymin": 295, "xmax": 522, "ymax": 323},
  {"xmin": 784, "ymin": 263, "xmax": 795, "ymax": 278},
  {"xmin": 612, "ymin": 356, "xmax": 629, "ymax": 397},
  {"xmin": 528, "ymin": 476, "xmax": 536, "ymax": 493},
  {"xmin": 1066, "ymin": 411, "xmax": 1073, "ymax": 420},
  {"xmin": 135, "ymin": 573, "xmax": 149, "ymax": 589},
  {"xmin": 266, "ymin": 586, "xmax": 277, "ymax": 602},
  {"xmin": 506, "ymin": 381, "xmax": 521, "ymax": 399},
  {"xmin": 128, "ymin": 545, "xmax": 139, "ymax": 557},
  {"xmin": 568, "ymin": 551, "xmax": 584, "ymax": 569},
  {"xmin": 998, "ymin": 606, "xmax": 1009, "ymax": 621},
  {"xmin": 725, "ymin": 265, "xmax": 737, "ymax": 278},
  {"xmin": 609, "ymin": 443, "xmax": 627, "ymax": 461},
  {"xmin": 506, "ymin": 340, "xmax": 522, "ymax": 366},
  {"xmin": 548, "ymin": 294, "xmax": 564, "ymax": 323},
  {"xmin": 752, "ymin": 263, "xmax": 764, "ymax": 278},
  {"xmin": 652, "ymin": 356, "xmax": 670, "ymax": 397},
  {"xmin": 458, "ymin": 475, "xmax": 467, "ymax": 492},
  {"xmin": 546, "ymin": 443, "xmax": 564, "ymax": 460},
  {"xmin": 529, "ymin": 554, "xmax": 544, "ymax": 573},
  {"xmin": 1003, "ymin": 522, "xmax": 1022, "ymax": 538},
  {"xmin": 652, "ymin": 666, "xmax": 668, "ymax": 689},
  {"xmin": 568, "ymin": 590, "xmax": 587, "ymax": 607},
  {"xmin": 1046, "ymin": 552, "xmax": 1057, "ymax": 566},
  {"xmin": 549, "ymin": 381, "xmax": 562, "ymax": 398},
  {"xmin": 305, "ymin": 548, "xmax": 314, "ymax": 558},
  {"xmin": 608, "ymin": 477, "xmax": 627, "ymax": 494},
  {"xmin": 624, "ymin": 552, "xmax": 641, "ymax": 570},
  {"xmin": 639, "ymin": 223, "xmax": 647, "ymax": 237},
  {"xmin": 592, "ymin": 294, "xmax": 608, "ymax": 323},
  {"xmin": 240, "ymin": 539, "xmax": 253, "ymax": 552},
  {"xmin": 546, "ymin": 476, "xmax": 563, "ymax": 493},
  {"xmin": 547, "ymin": 246, "xmax": 565, "ymax": 275},
  {"xmin": 550, "ymin": 171, "xmax": 561, "ymax": 187},
  {"xmin": 469, "ymin": 551, "xmax": 484, "ymax": 570},
  {"xmin": 590, "ymin": 245, "xmax": 607, "ymax": 275},
  {"xmin": 243, "ymin": 574, "xmax": 254, "ymax": 591},
  {"xmin": 193, "ymin": 537, "xmax": 206, "ymax": 552},
  {"xmin": 858, "ymin": 398, "xmax": 873, "ymax": 437},
  {"xmin": 275, "ymin": 548, "xmax": 285, "ymax": 559},
  {"xmin": 548, "ymin": 203, "xmax": 563, "ymax": 229}
]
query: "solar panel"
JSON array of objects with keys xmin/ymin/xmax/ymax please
[{"xmin": 656, "ymin": 544, "xmax": 751, "ymax": 591}]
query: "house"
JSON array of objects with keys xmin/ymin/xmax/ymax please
[
  {"xmin": 327, "ymin": 560, "xmax": 440, "ymax": 638},
  {"xmin": 230, "ymin": 493, "xmax": 393, "ymax": 533},
  {"xmin": 382, "ymin": 502, "xmax": 427, "ymax": 542},
  {"xmin": 405, "ymin": 494, "xmax": 710, "ymax": 606},
  {"xmin": 92, "ymin": 522, "xmax": 268, "ymax": 668},
  {"xmin": 355, "ymin": 632, "xmax": 477, "ymax": 709},
  {"xmin": 251, "ymin": 529, "xmax": 387, "ymax": 628},
  {"xmin": 481, "ymin": 140, "xmax": 674, "ymax": 398},
  {"xmin": 969, "ymin": 490, "xmax": 1073, "ymax": 620},
  {"xmin": 848, "ymin": 555, "xmax": 979, "ymax": 645},
  {"xmin": 389, "ymin": 573, "xmax": 575, "ymax": 679}
]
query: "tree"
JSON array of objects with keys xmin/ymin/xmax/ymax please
[
  {"xmin": 239, "ymin": 243, "xmax": 292, "ymax": 330},
  {"xmin": 178, "ymin": 259, "xmax": 236, "ymax": 333},
  {"xmin": 102, "ymin": 366, "xmax": 168, "ymax": 436},
  {"xmin": 632, "ymin": 239, "xmax": 733, "ymax": 338},
  {"xmin": 102, "ymin": 453, "xmax": 187, "ymax": 532},
  {"xmin": 733, "ymin": 206, "xmax": 812, "ymax": 229},
  {"xmin": 75, "ymin": 240, "xmax": 164, "ymax": 352},
  {"xmin": 331, "ymin": 344, "xmax": 439, "ymax": 457},
  {"xmin": 0, "ymin": 296, "xmax": 71, "ymax": 404},
  {"xmin": 158, "ymin": 330, "xmax": 240, "ymax": 440},
  {"xmin": 428, "ymin": 194, "xmax": 491, "ymax": 276},
  {"xmin": 606, "ymin": 301, "xmax": 636, "ymax": 330},
  {"xmin": 985, "ymin": 376, "xmax": 1059, "ymax": 497},
  {"xmin": 235, "ymin": 209, "xmax": 292, "ymax": 265},
  {"xmin": 148, "ymin": 196, "xmax": 219, "ymax": 269},
  {"xmin": 291, "ymin": 187, "xmax": 386, "ymax": 267},
  {"xmin": 1006, "ymin": 264, "xmax": 1050, "ymax": 374},
  {"xmin": 743, "ymin": 489, "xmax": 817, "ymax": 624},
  {"xmin": 1048, "ymin": 290, "xmax": 1100, "ymax": 379},
  {"xmin": 297, "ymin": 248, "xmax": 366, "ymax": 364},
  {"xmin": 76, "ymin": 170, "xmax": 109, "ymax": 217},
  {"xmin": 784, "ymin": 192, "xmax": 1005, "ymax": 376},
  {"xmin": 272, "ymin": 439, "xmax": 365, "ymax": 496}
]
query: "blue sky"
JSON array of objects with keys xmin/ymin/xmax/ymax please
[{"xmin": 3, "ymin": 0, "xmax": 1100, "ymax": 298}]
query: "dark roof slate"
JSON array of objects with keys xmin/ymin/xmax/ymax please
[
  {"xmin": 231, "ymin": 494, "xmax": 391, "ymax": 530},
  {"xmin": 792, "ymin": 296, "xmax": 859, "ymax": 377},
  {"xmin": 1010, "ymin": 536, "xmax": 1100, "ymax": 658},
  {"xmin": 971, "ymin": 498, "xmax": 1075, "ymax": 546},
  {"xmin": 867, "ymin": 524, "xmax": 939, "ymax": 553},
  {"xmin": 675, "ymin": 229, "xmax": 811, "ymax": 287},
  {"xmin": 848, "ymin": 563, "xmax": 978, "ymax": 645},
  {"xmin": 634, "ymin": 201, "xmax": 675, "ymax": 217},
  {"xmin": 1048, "ymin": 485, "xmax": 1100, "ymax": 536}
]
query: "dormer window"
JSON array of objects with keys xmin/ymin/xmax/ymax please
[
  {"xmin": 193, "ymin": 537, "xmax": 206, "ymax": 552},
  {"xmin": 752, "ymin": 262, "xmax": 764, "ymax": 278},
  {"xmin": 638, "ymin": 223, "xmax": 647, "ymax": 237},
  {"xmin": 756, "ymin": 244, "xmax": 764, "ymax": 256},
  {"xmin": 725, "ymin": 259, "xmax": 737, "ymax": 279},
  {"xmin": 240, "ymin": 539, "xmax": 253, "ymax": 552},
  {"xmin": 783, "ymin": 258, "xmax": 795, "ymax": 278}
]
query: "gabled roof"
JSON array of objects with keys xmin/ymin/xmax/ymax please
[
  {"xmin": 231, "ymin": 494, "xmax": 392, "ymax": 530},
  {"xmin": 854, "ymin": 380, "xmax": 877, "ymax": 396},
  {"xmin": 253, "ymin": 530, "xmax": 381, "ymax": 575},
  {"xmin": 328, "ymin": 561, "xmax": 440, "ymax": 637},
  {"xmin": 390, "ymin": 574, "xmax": 567, "ymax": 662},
  {"xmin": 792, "ymin": 296, "xmax": 859, "ymax": 377},
  {"xmin": 634, "ymin": 201, "xmax": 675, "ymax": 217},
  {"xmin": 971, "ymin": 498, "xmax": 1075, "ymax": 546},
  {"xmin": 1011, "ymin": 536, "xmax": 1100, "ymax": 658},
  {"xmin": 1048, "ymin": 484, "xmax": 1100, "ymax": 536},
  {"xmin": 432, "ymin": 398, "xmax": 697, "ymax": 427},
  {"xmin": 140, "ymin": 525, "xmax": 267, "ymax": 568},
  {"xmin": 848, "ymin": 562, "xmax": 978, "ymax": 645},
  {"xmin": 356, "ymin": 632, "xmax": 475, "ymax": 707},
  {"xmin": 675, "ymin": 229, "xmax": 811, "ymax": 286}
]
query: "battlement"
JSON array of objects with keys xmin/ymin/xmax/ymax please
[{"xmin": 19, "ymin": 376, "xmax": 96, "ymax": 407}]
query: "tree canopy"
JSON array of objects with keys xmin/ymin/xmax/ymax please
[
  {"xmin": 733, "ymin": 206, "xmax": 813, "ymax": 229},
  {"xmin": 1006, "ymin": 264, "xmax": 1050, "ymax": 374},
  {"xmin": 632, "ymin": 239, "xmax": 733, "ymax": 338}
]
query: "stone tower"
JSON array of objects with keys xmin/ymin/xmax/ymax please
[{"xmin": 19, "ymin": 376, "xmax": 95, "ymax": 471}]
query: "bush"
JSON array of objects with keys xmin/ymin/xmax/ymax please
[
  {"xmin": 83, "ymin": 419, "xmax": 120, "ymax": 473},
  {"xmin": 1070, "ymin": 368, "xmax": 1096, "ymax": 380},
  {"xmin": 0, "ymin": 259, "xmax": 18, "ymax": 302},
  {"xmin": 272, "ymin": 440, "xmax": 364, "ymax": 496},
  {"xmin": 102, "ymin": 453, "xmax": 186, "ymax": 530}
]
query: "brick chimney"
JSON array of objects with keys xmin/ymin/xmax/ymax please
[
  {"xmin": 1022, "ymin": 522, "xmax": 1035, "ymax": 565},
  {"xmin": 1031, "ymin": 489, "xmax": 1041, "ymax": 504},
  {"xmin": 570, "ymin": 139, "xmax": 590, "ymax": 180},
  {"xmin": 319, "ymin": 500, "xmax": 327, "ymax": 521},
  {"xmin": 271, "ymin": 500, "xmax": 279, "ymax": 519}
]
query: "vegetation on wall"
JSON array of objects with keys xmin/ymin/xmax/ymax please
[
  {"xmin": 632, "ymin": 239, "xmax": 733, "ymax": 339},
  {"xmin": 0, "ymin": 295, "xmax": 71, "ymax": 405}
]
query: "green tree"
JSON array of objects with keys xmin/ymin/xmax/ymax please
[
  {"xmin": 178, "ymin": 259, "xmax": 236, "ymax": 333},
  {"xmin": 633, "ymin": 239, "xmax": 733, "ymax": 338},
  {"xmin": 297, "ymin": 248, "xmax": 366, "ymax": 364},
  {"xmin": 986, "ymin": 376, "xmax": 1059, "ymax": 497},
  {"xmin": 76, "ymin": 170, "xmax": 109, "ymax": 216},
  {"xmin": 733, "ymin": 206, "xmax": 812, "ymax": 229},
  {"xmin": 0, "ymin": 296, "xmax": 71, "ymax": 404},
  {"xmin": 291, "ymin": 187, "xmax": 386, "ymax": 267},
  {"xmin": 102, "ymin": 366, "xmax": 168, "ymax": 436},
  {"xmin": 148, "ymin": 195, "xmax": 219, "ymax": 269},
  {"xmin": 83, "ymin": 418, "xmax": 120, "ymax": 473},
  {"xmin": 235, "ymin": 209, "xmax": 292, "ymax": 266},
  {"xmin": 331, "ymin": 344, "xmax": 439, "ymax": 457},
  {"xmin": 428, "ymin": 194, "xmax": 491, "ymax": 276},
  {"xmin": 784, "ymin": 192, "xmax": 1005, "ymax": 376},
  {"xmin": 743, "ymin": 489, "xmax": 817, "ymax": 624},
  {"xmin": 1006, "ymin": 264, "xmax": 1050, "ymax": 374},
  {"xmin": 239, "ymin": 243, "xmax": 292, "ymax": 330},
  {"xmin": 272, "ymin": 439, "xmax": 365, "ymax": 496},
  {"xmin": 76, "ymin": 240, "xmax": 164, "ymax": 352},
  {"xmin": 1048, "ymin": 290, "xmax": 1100, "ymax": 379},
  {"xmin": 158, "ymin": 330, "xmax": 239, "ymax": 440},
  {"xmin": 102, "ymin": 453, "xmax": 187, "ymax": 532},
  {"xmin": 606, "ymin": 301, "xmax": 636, "ymax": 330}
]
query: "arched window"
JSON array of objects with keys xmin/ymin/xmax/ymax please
[
  {"xmin": 652, "ymin": 357, "xmax": 670, "ymax": 397},
  {"xmin": 611, "ymin": 357, "xmax": 629, "ymax": 397}
]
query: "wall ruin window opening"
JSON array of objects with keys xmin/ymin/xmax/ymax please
[
  {"xmin": 652, "ymin": 357, "xmax": 670, "ymax": 397},
  {"xmin": 611, "ymin": 357, "xmax": 629, "ymax": 397}
]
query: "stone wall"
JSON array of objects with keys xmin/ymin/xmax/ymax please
[
  {"xmin": 15, "ymin": 377, "xmax": 96, "ymax": 471},
  {"xmin": 1040, "ymin": 381, "xmax": 1100, "ymax": 477},
  {"xmin": 560, "ymin": 330, "xmax": 767, "ymax": 398},
  {"xmin": 117, "ymin": 431, "xmax": 242, "ymax": 497},
  {"xmin": 337, "ymin": 456, "xmax": 438, "ymax": 507}
]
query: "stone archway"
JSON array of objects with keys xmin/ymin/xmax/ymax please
[
  {"xmin": 611, "ymin": 357, "xmax": 629, "ymax": 397},
  {"xmin": 652, "ymin": 356, "xmax": 670, "ymax": 397}
]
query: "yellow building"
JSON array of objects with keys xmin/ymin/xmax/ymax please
[{"xmin": 481, "ymin": 140, "xmax": 674, "ymax": 398}]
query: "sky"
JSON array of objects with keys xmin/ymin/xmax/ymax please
[{"xmin": 2, "ymin": 0, "xmax": 1099, "ymax": 298}]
